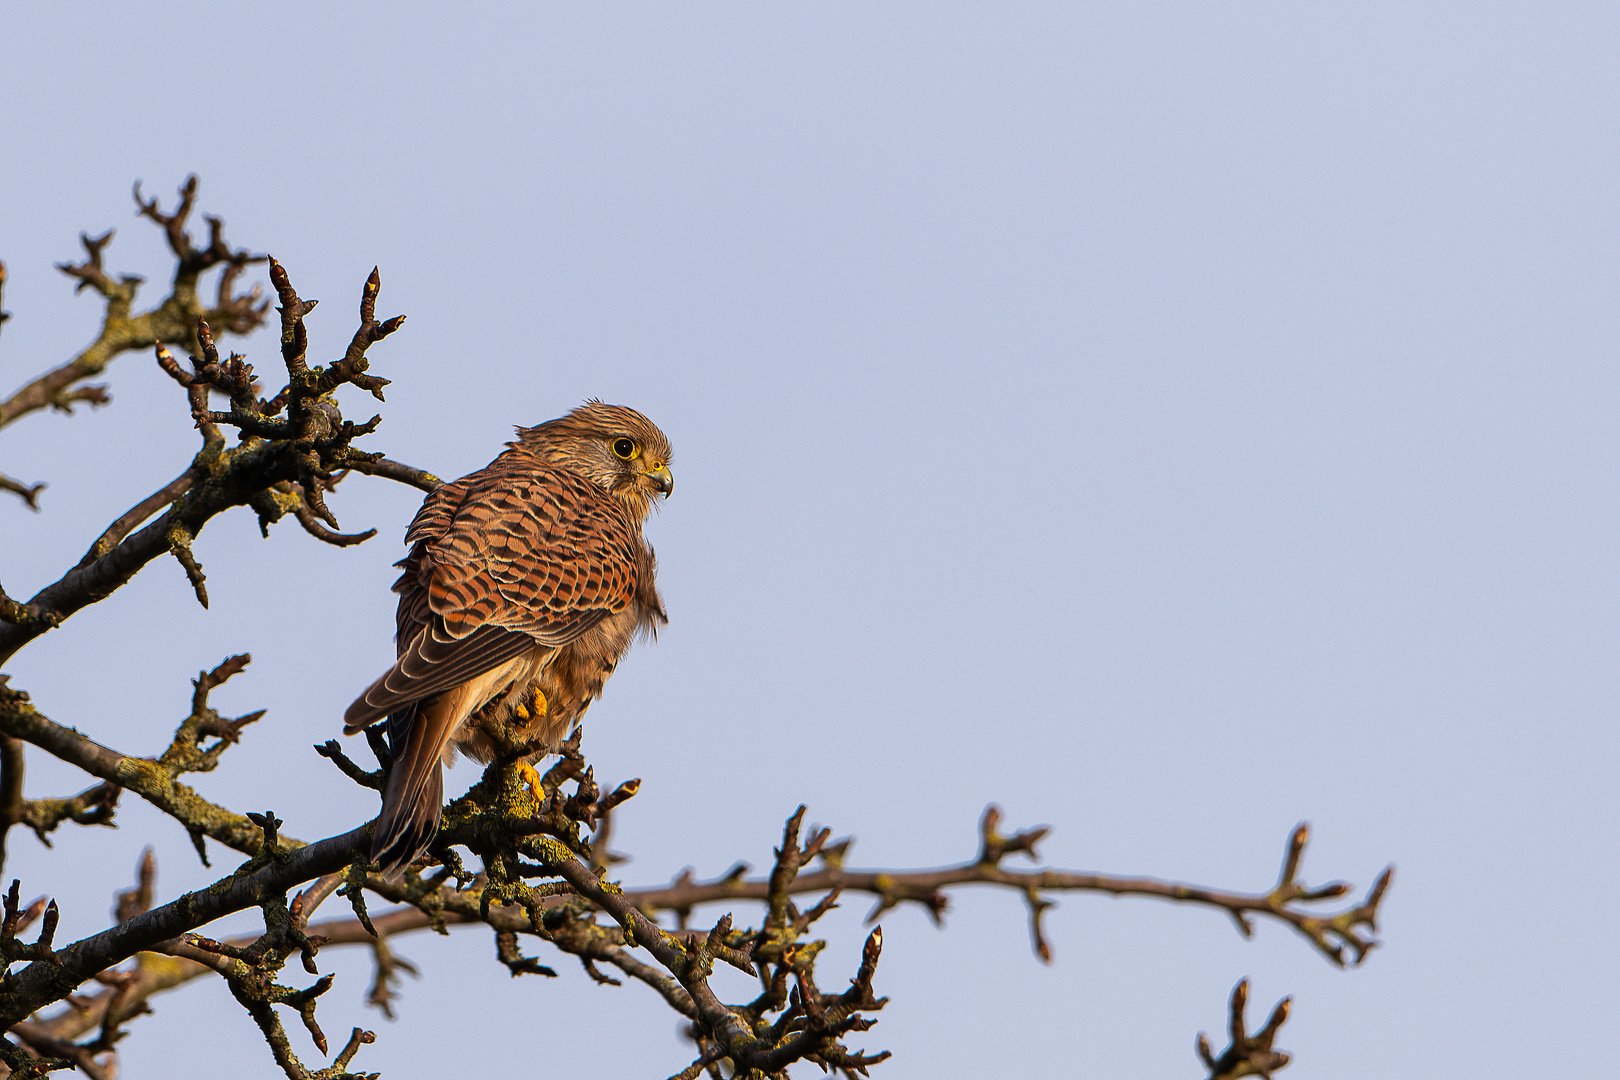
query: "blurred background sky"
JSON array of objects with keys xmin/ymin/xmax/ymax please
[{"xmin": 1, "ymin": 4, "xmax": 1616, "ymax": 1077}]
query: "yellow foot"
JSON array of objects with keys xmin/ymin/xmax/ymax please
[
  {"xmin": 519, "ymin": 760, "xmax": 544, "ymax": 800},
  {"xmin": 512, "ymin": 689, "xmax": 547, "ymax": 724}
]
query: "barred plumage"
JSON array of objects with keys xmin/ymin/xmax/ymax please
[{"xmin": 344, "ymin": 402, "xmax": 671, "ymax": 874}]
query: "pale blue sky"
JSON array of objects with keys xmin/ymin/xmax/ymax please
[{"xmin": 2, "ymin": 4, "xmax": 1616, "ymax": 1076}]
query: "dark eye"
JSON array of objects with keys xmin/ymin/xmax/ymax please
[{"xmin": 612, "ymin": 437, "xmax": 638, "ymax": 460}]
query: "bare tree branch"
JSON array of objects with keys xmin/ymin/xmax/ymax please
[
  {"xmin": 0, "ymin": 259, "xmax": 431, "ymax": 665},
  {"xmin": 75, "ymin": 467, "xmax": 196, "ymax": 568},
  {"xmin": 1197, "ymin": 978, "xmax": 1292, "ymax": 1079},
  {"xmin": 0, "ymin": 738, "xmax": 24, "ymax": 877},
  {"xmin": 342, "ymin": 457, "xmax": 441, "ymax": 493},
  {"xmin": 0, "ymin": 824, "xmax": 365, "ymax": 1028},
  {"xmin": 0, "ymin": 668, "xmax": 267, "ymax": 858},
  {"xmin": 0, "ymin": 474, "xmax": 43, "ymax": 512},
  {"xmin": 0, "ymin": 178, "xmax": 268, "ymax": 436},
  {"xmin": 629, "ymin": 812, "xmax": 1391, "ymax": 967},
  {"xmin": 0, "ymin": 181, "xmax": 1391, "ymax": 1079}
]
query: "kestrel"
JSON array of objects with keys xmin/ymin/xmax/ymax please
[{"xmin": 344, "ymin": 402, "xmax": 672, "ymax": 874}]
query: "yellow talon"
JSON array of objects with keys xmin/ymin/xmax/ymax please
[
  {"xmin": 519, "ymin": 761, "xmax": 543, "ymax": 797},
  {"xmin": 512, "ymin": 689, "xmax": 548, "ymax": 725}
]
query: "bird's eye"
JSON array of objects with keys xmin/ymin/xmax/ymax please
[{"xmin": 612, "ymin": 437, "xmax": 639, "ymax": 460}]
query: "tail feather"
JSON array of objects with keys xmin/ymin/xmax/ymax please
[
  {"xmin": 372, "ymin": 757, "xmax": 444, "ymax": 876},
  {"xmin": 371, "ymin": 695, "xmax": 460, "ymax": 876}
]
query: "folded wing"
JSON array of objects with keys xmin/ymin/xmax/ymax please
[{"xmin": 343, "ymin": 457, "xmax": 641, "ymax": 733}]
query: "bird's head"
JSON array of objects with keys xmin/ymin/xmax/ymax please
[{"xmin": 514, "ymin": 401, "xmax": 673, "ymax": 518}]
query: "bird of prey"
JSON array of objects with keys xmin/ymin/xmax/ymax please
[{"xmin": 344, "ymin": 402, "xmax": 672, "ymax": 874}]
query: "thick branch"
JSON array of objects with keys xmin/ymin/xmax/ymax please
[
  {"xmin": 0, "ymin": 827, "xmax": 365, "ymax": 1026},
  {"xmin": 75, "ymin": 467, "xmax": 196, "ymax": 568},
  {"xmin": 9, "ymin": 787, "xmax": 1353, "ymax": 1078},
  {"xmin": 0, "ymin": 438, "xmax": 296, "ymax": 664},
  {"xmin": 0, "ymin": 679, "xmax": 264, "ymax": 856}
]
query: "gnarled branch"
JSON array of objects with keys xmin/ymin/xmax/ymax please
[
  {"xmin": 0, "ymin": 178, "xmax": 268, "ymax": 436},
  {"xmin": 0, "ymin": 257, "xmax": 431, "ymax": 665}
]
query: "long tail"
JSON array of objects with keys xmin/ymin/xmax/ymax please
[{"xmin": 371, "ymin": 692, "xmax": 464, "ymax": 876}]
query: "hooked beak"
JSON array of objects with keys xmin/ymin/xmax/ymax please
[{"xmin": 646, "ymin": 463, "xmax": 673, "ymax": 497}]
